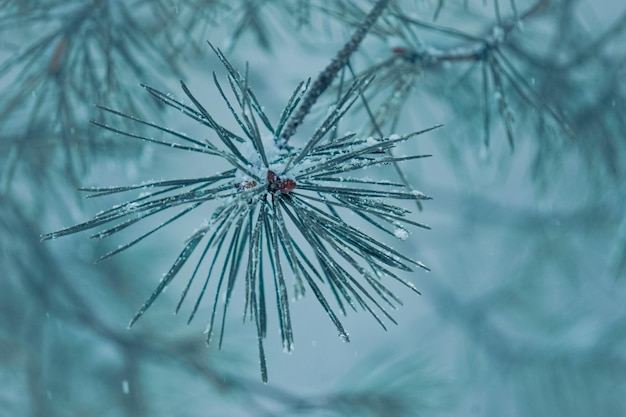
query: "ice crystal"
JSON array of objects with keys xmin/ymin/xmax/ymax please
[{"xmin": 42, "ymin": 44, "xmax": 438, "ymax": 382}]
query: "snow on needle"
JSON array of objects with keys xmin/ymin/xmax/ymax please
[{"xmin": 41, "ymin": 44, "xmax": 439, "ymax": 383}]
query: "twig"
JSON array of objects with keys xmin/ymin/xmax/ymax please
[{"xmin": 279, "ymin": 0, "xmax": 390, "ymax": 145}]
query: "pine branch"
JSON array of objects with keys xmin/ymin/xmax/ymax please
[
  {"xmin": 41, "ymin": 44, "xmax": 436, "ymax": 383},
  {"xmin": 279, "ymin": 0, "xmax": 390, "ymax": 145}
]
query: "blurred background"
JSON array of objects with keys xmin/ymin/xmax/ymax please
[{"xmin": 1, "ymin": 0, "xmax": 625, "ymax": 416}]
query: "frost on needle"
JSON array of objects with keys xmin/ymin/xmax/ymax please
[{"xmin": 42, "ymin": 44, "xmax": 438, "ymax": 383}]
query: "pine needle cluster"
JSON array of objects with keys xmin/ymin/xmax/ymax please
[{"xmin": 42, "ymin": 43, "xmax": 436, "ymax": 381}]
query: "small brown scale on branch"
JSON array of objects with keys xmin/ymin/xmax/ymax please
[
  {"xmin": 266, "ymin": 170, "xmax": 296, "ymax": 194},
  {"xmin": 235, "ymin": 170, "xmax": 296, "ymax": 194},
  {"xmin": 234, "ymin": 179, "xmax": 257, "ymax": 190}
]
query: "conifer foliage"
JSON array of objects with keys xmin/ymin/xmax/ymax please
[
  {"xmin": 3, "ymin": 0, "xmax": 625, "ymax": 414},
  {"xmin": 41, "ymin": 3, "xmax": 437, "ymax": 381}
]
